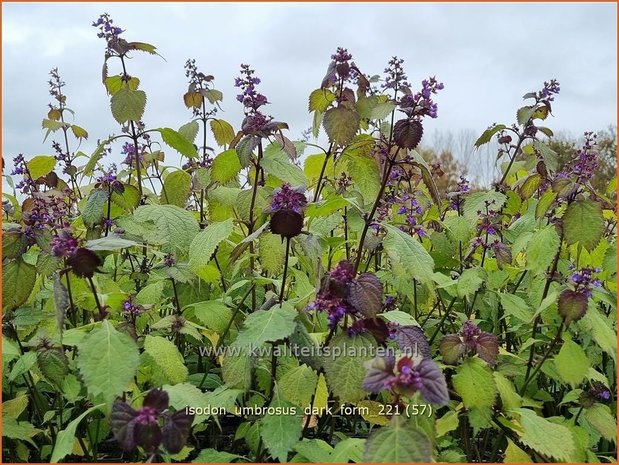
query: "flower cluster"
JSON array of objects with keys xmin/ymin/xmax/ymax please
[
  {"xmin": 383, "ymin": 56, "xmax": 410, "ymax": 91},
  {"xmin": 399, "ymin": 76, "xmax": 444, "ymax": 119},
  {"xmin": 269, "ymin": 184, "xmax": 308, "ymax": 238},
  {"xmin": 308, "ymin": 261, "xmax": 357, "ymax": 329},
  {"xmin": 122, "ymin": 295, "xmax": 144, "ymax": 318},
  {"xmin": 536, "ymin": 79, "xmax": 561, "ymax": 103},
  {"xmin": 121, "ymin": 142, "xmax": 145, "ymax": 166},
  {"xmin": 92, "ymin": 13, "xmax": 123, "ymax": 41},
  {"xmin": 23, "ymin": 193, "xmax": 72, "ymax": 233},
  {"xmin": 48, "ymin": 68, "xmax": 66, "ymax": 107},
  {"xmin": 363, "ymin": 353, "xmax": 449, "ymax": 404},
  {"xmin": 569, "ymin": 132, "xmax": 599, "ymax": 183},
  {"xmin": 470, "ymin": 201, "xmax": 501, "ymax": 250},
  {"xmin": 51, "ymin": 228, "xmax": 80, "ymax": 258},
  {"xmin": 439, "ymin": 320, "xmax": 499, "ymax": 366},
  {"xmin": 111, "ymin": 388, "xmax": 193, "ymax": 455},
  {"xmin": 570, "ymin": 265, "xmax": 602, "ymax": 298},
  {"xmin": 11, "ymin": 154, "xmax": 38, "ymax": 194},
  {"xmin": 448, "ymin": 176, "xmax": 470, "ymax": 211},
  {"xmin": 396, "ymin": 191, "xmax": 426, "ymax": 238},
  {"xmin": 235, "ymin": 64, "xmax": 268, "ymax": 114}
]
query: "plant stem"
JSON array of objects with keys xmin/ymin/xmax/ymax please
[
  {"xmin": 497, "ymin": 134, "xmax": 524, "ymax": 186},
  {"xmin": 87, "ymin": 276, "xmax": 105, "ymax": 318},
  {"xmin": 313, "ymin": 143, "xmax": 333, "ymax": 202},
  {"xmin": 519, "ymin": 319, "xmax": 565, "ymax": 395},
  {"xmin": 279, "ymin": 237, "xmax": 292, "ymax": 303}
]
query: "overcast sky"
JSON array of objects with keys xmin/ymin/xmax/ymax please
[{"xmin": 2, "ymin": 2, "xmax": 617, "ymax": 182}]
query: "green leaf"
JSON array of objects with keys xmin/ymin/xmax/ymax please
[
  {"xmin": 578, "ymin": 304, "xmax": 617, "ymax": 359},
  {"xmin": 457, "ymin": 267, "xmax": 485, "ymax": 299},
  {"xmin": 42, "ymin": 118, "xmax": 64, "ymax": 142},
  {"xmin": 259, "ymin": 232, "xmax": 286, "ymax": 276},
  {"xmin": 563, "ymin": 199, "xmax": 604, "ymax": 251},
  {"xmin": 3, "ymin": 259, "xmax": 36, "ymax": 311},
  {"xmin": 50, "ymin": 404, "xmax": 104, "ymax": 463},
  {"xmin": 499, "ymin": 293, "xmax": 533, "ymax": 323},
  {"xmin": 294, "ymin": 439, "xmax": 333, "ymax": 462},
  {"xmin": 233, "ymin": 304, "xmax": 298, "ymax": 348},
  {"xmin": 261, "ymin": 148, "xmax": 307, "ymax": 186},
  {"xmin": 364, "ymin": 415, "xmax": 432, "ymax": 462},
  {"xmin": 81, "ymin": 188, "xmax": 108, "ymax": 227},
  {"xmin": 516, "ymin": 408, "xmax": 576, "ymax": 461},
  {"xmin": 85, "ymin": 237, "xmax": 139, "ymax": 251},
  {"xmin": 370, "ymin": 101, "xmax": 396, "ymax": 121},
  {"xmin": 453, "ymin": 358, "xmax": 497, "ymax": 411},
  {"xmin": 134, "ymin": 204, "xmax": 199, "ymax": 254},
  {"xmin": 27, "ymin": 155, "xmax": 56, "ymax": 179},
  {"xmin": 190, "ymin": 300, "xmax": 232, "ymax": 333},
  {"xmin": 323, "ymin": 334, "xmax": 374, "ymax": 403},
  {"xmin": 463, "ymin": 191, "xmax": 507, "ymax": 221},
  {"xmin": 188, "ymin": 219, "xmax": 234, "ymax": 273},
  {"xmin": 71, "ymin": 124, "xmax": 88, "ymax": 140},
  {"xmin": 323, "ymin": 107, "xmax": 360, "ymax": 147},
  {"xmin": 128, "ymin": 41, "xmax": 159, "ymax": 55},
  {"xmin": 382, "ymin": 223, "xmax": 435, "ymax": 286},
  {"xmin": 2, "ymin": 417, "xmax": 41, "ymax": 447},
  {"xmin": 211, "ymin": 149, "xmax": 242, "ymax": 183},
  {"xmin": 331, "ymin": 438, "xmax": 365, "ymax": 463},
  {"xmin": 84, "ymin": 139, "xmax": 113, "ymax": 176},
  {"xmin": 210, "ymin": 119, "xmax": 236, "ymax": 147},
  {"xmin": 202, "ymin": 89, "xmax": 223, "ymax": 104},
  {"xmin": 517, "ymin": 106, "xmax": 537, "ymax": 125},
  {"xmin": 144, "ymin": 335, "xmax": 188, "ymax": 385},
  {"xmin": 554, "ymin": 339, "xmax": 590, "ymax": 387},
  {"xmin": 161, "ymin": 169, "xmax": 192, "ymax": 207},
  {"xmin": 504, "ymin": 438, "xmax": 532, "ymax": 463},
  {"xmin": 164, "ymin": 383, "xmax": 212, "ymax": 425},
  {"xmin": 308, "ymin": 88, "xmax": 335, "ymax": 112},
  {"xmin": 494, "ymin": 372, "xmax": 522, "ymax": 411},
  {"xmin": 279, "ymin": 364, "xmax": 317, "ymax": 409},
  {"xmin": 221, "ymin": 347, "xmax": 253, "ymax": 391},
  {"xmin": 9, "ymin": 352, "xmax": 37, "ymax": 382},
  {"xmin": 156, "ymin": 127, "xmax": 198, "ymax": 158},
  {"xmin": 259, "ymin": 398, "xmax": 303, "ymax": 462},
  {"xmin": 475, "ymin": 124, "xmax": 506, "ymax": 148},
  {"xmin": 526, "ymin": 226, "xmax": 560, "ymax": 275},
  {"xmin": 76, "ymin": 320, "xmax": 139, "ymax": 406},
  {"xmin": 341, "ymin": 152, "xmax": 381, "ymax": 206},
  {"xmin": 192, "ymin": 449, "xmax": 243, "ymax": 463},
  {"xmin": 110, "ymin": 87, "xmax": 146, "ymax": 124},
  {"xmin": 583, "ymin": 403, "xmax": 617, "ymax": 443},
  {"xmin": 178, "ymin": 121, "xmax": 200, "ymax": 144}
]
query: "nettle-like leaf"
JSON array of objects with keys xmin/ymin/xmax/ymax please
[
  {"xmin": 308, "ymin": 88, "xmax": 335, "ymax": 112},
  {"xmin": 554, "ymin": 339, "xmax": 590, "ymax": 387},
  {"xmin": 558, "ymin": 289, "xmax": 588, "ymax": 323},
  {"xmin": 161, "ymin": 169, "xmax": 192, "ymax": 207},
  {"xmin": 210, "ymin": 119, "xmax": 236, "ymax": 147},
  {"xmin": 323, "ymin": 107, "xmax": 360, "ymax": 146},
  {"xmin": 396, "ymin": 326, "xmax": 431, "ymax": 358},
  {"xmin": 382, "ymin": 223, "xmax": 435, "ymax": 286},
  {"xmin": 348, "ymin": 273, "xmax": 383, "ymax": 318},
  {"xmin": 76, "ymin": 320, "xmax": 139, "ymax": 406},
  {"xmin": 188, "ymin": 218, "xmax": 234, "ymax": 273},
  {"xmin": 259, "ymin": 397, "xmax": 303, "ymax": 462},
  {"xmin": 474, "ymin": 124, "xmax": 506, "ymax": 148},
  {"xmin": 278, "ymin": 364, "xmax": 318, "ymax": 409},
  {"xmin": 364, "ymin": 415, "xmax": 432, "ymax": 463},
  {"xmin": 440, "ymin": 334, "xmax": 465, "ymax": 365},
  {"xmin": 393, "ymin": 119, "xmax": 423, "ymax": 150},
  {"xmin": 156, "ymin": 127, "xmax": 198, "ymax": 158},
  {"xmin": 233, "ymin": 303, "xmax": 298, "ymax": 348},
  {"xmin": 452, "ymin": 357, "xmax": 497, "ymax": 412},
  {"xmin": 143, "ymin": 335, "xmax": 188, "ymax": 385},
  {"xmin": 211, "ymin": 149, "xmax": 242, "ymax": 183},
  {"xmin": 27, "ymin": 155, "xmax": 56, "ymax": 180},
  {"xmin": 3, "ymin": 259, "xmax": 37, "ymax": 312},
  {"xmin": 516, "ymin": 408, "xmax": 577, "ymax": 461},
  {"xmin": 110, "ymin": 87, "xmax": 146, "ymax": 124},
  {"xmin": 562, "ymin": 199, "xmax": 604, "ymax": 251}
]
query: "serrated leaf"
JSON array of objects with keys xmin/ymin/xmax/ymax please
[
  {"xmin": 164, "ymin": 383, "xmax": 212, "ymax": 425},
  {"xmin": 76, "ymin": 320, "xmax": 139, "ymax": 406},
  {"xmin": 382, "ymin": 223, "xmax": 434, "ymax": 286},
  {"xmin": 202, "ymin": 89, "xmax": 223, "ymax": 104},
  {"xmin": 369, "ymin": 101, "xmax": 396, "ymax": 121},
  {"xmin": 261, "ymin": 147, "xmax": 307, "ymax": 186},
  {"xmin": 233, "ymin": 304, "xmax": 298, "ymax": 348},
  {"xmin": 210, "ymin": 119, "xmax": 235, "ymax": 147},
  {"xmin": 160, "ymin": 169, "xmax": 191, "ymax": 207},
  {"xmin": 178, "ymin": 121, "xmax": 200, "ymax": 144},
  {"xmin": 27, "ymin": 155, "xmax": 56, "ymax": 179},
  {"xmin": 457, "ymin": 267, "xmax": 484, "ymax": 299},
  {"xmin": 192, "ymin": 449, "xmax": 243, "ymax": 463},
  {"xmin": 110, "ymin": 88, "xmax": 146, "ymax": 124},
  {"xmin": 341, "ymin": 151, "xmax": 380, "ymax": 206},
  {"xmin": 156, "ymin": 127, "xmax": 198, "ymax": 158},
  {"xmin": 563, "ymin": 199, "xmax": 604, "ymax": 251},
  {"xmin": 475, "ymin": 124, "xmax": 506, "ymax": 148},
  {"xmin": 211, "ymin": 149, "xmax": 242, "ymax": 183},
  {"xmin": 134, "ymin": 204, "xmax": 199, "ymax": 254},
  {"xmin": 516, "ymin": 106, "xmax": 537, "ymax": 126},
  {"xmin": 516, "ymin": 408, "xmax": 576, "ymax": 461},
  {"xmin": 3, "ymin": 259, "xmax": 37, "ymax": 311},
  {"xmin": 144, "ymin": 335, "xmax": 188, "ymax": 385},
  {"xmin": 188, "ymin": 218, "xmax": 234, "ymax": 273},
  {"xmin": 583, "ymin": 403, "xmax": 617, "ymax": 443},
  {"xmin": 85, "ymin": 237, "xmax": 139, "ymax": 251},
  {"xmin": 190, "ymin": 300, "xmax": 232, "ymax": 333},
  {"xmin": 499, "ymin": 293, "xmax": 533, "ymax": 322},
  {"xmin": 309, "ymin": 88, "xmax": 336, "ymax": 112},
  {"xmin": 71, "ymin": 124, "xmax": 88, "ymax": 140},
  {"xmin": 323, "ymin": 107, "xmax": 360, "ymax": 146},
  {"xmin": 554, "ymin": 339, "xmax": 590, "ymax": 387},
  {"xmin": 259, "ymin": 398, "xmax": 303, "ymax": 461},
  {"xmin": 364, "ymin": 415, "xmax": 432, "ymax": 462},
  {"xmin": 526, "ymin": 226, "xmax": 560, "ymax": 274},
  {"xmin": 463, "ymin": 191, "xmax": 507, "ymax": 221},
  {"xmin": 279, "ymin": 364, "xmax": 317, "ymax": 409},
  {"xmin": 323, "ymin": 334, "xmax": 374, "ymax": 403},
  {"xmin": 453, "ymin": 358, "xmax": 497, "ymax": 411},
  {"xmin": 81, "ymin": 188, "xmax": 108, "ymax": 227},
  {"xmin": 259, "ymin": 232, "xmax": 286, "ymax": 276},
  {"xmin": 184, "ymin": 92, "xmax": 203, "ymax": 108},
  {"xmin": 349, "ymin": 273, "xmax": 383, "ymax": 318}
]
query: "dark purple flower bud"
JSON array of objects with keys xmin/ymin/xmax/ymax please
[
  {"xmin": 67, "ymin": 247, "xmax": 102, "ymax": 278},
  {"xmin": 51, "ymin": 229, "xmax": 79, "ymax": 258},
  {"xmin": 330, "ymin": 260, "xmax": 355, "ymax": 285}
]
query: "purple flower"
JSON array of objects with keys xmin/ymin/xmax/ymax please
[
  {"xmin": 51, "ymin": 229, "xmax": 79, "ymax": 258},
  {"xmin": 123, "ymin": 295, "xmax": 144, "ymax": 317},
  {"xmin": 537, "ymin": 79, "xmax": 560, "ymax": 102},
  {"xmin": 330, "ymin": 260, "xmax": 355, "ymax": 285},
  {"xmin": 163, "ymin": 253, "xmax": 176, "ymax": 267},
  {"xmin": 383, "ymin": 56, "xmax": 410, "ymax": 90},
  {"xmin": 569, "ymin": 266, "xmax": 602, "ymax": 298},
  {"xmin": 270, "ymin": 183, "xmax": 307, "ymax": 214},
  {"xmin": 235, "ymin": 64, "xmax": 269, "ymax": 115},
  {"xmin": 110, "ymin": 388, "xmax": 193, "ymax": 455},
  {"xmin": 92, "ymin": 13, "xmax": 124, "ymax": 44}
]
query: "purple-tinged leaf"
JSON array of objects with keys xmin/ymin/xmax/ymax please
[
  {"xmin": 558, "ymin": 289, "xmax": 588, "ymax": 323},
  {"xmin": 134, "ymin": 423, "xmax": 162, "ymax": 453},
  {"xmin": 143, "ymin": 388, "xmax": 169, "ymax": 412},
  {"xmin": 415, "ymin": 358, "xmax": 449, "ymax": 405},
  {"xmin": 396, "ymin": 326, "xmax": 431, "ymax": 359},
  {"xmin": 270, "ymin": 209, "xmax": 304, "ymax": 238},
  {"xmin": 111, "ymin": 400, "xmax": 138, "ymax": 451},
  {"xmin": 67, "ymin": 248, "xmax": 102, "ymax": 278},
  {"xmin": 476, "ymin": 332, "xmax": 499, "ymax": 366},
  {"xmin": 349, "ymin": 273, "xmax": 383, "ymax": 319},
  {"xmin": 393, "ymin": 119, "xmax": 423, "ymax": 150},
  {"xmin": 161, "ymin": 410, "xmax": 194, "ymax": 454},
  {"xmin": 439, "ymin": 334, "xmax": 465, "ymax": 365},
  {"xmin": 364, "ymin": 318, "xmax": 390, "ymax": 344},
  {"xmin": 363, "ymin": 356, "xmax": 396, "ymax": 393}
]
